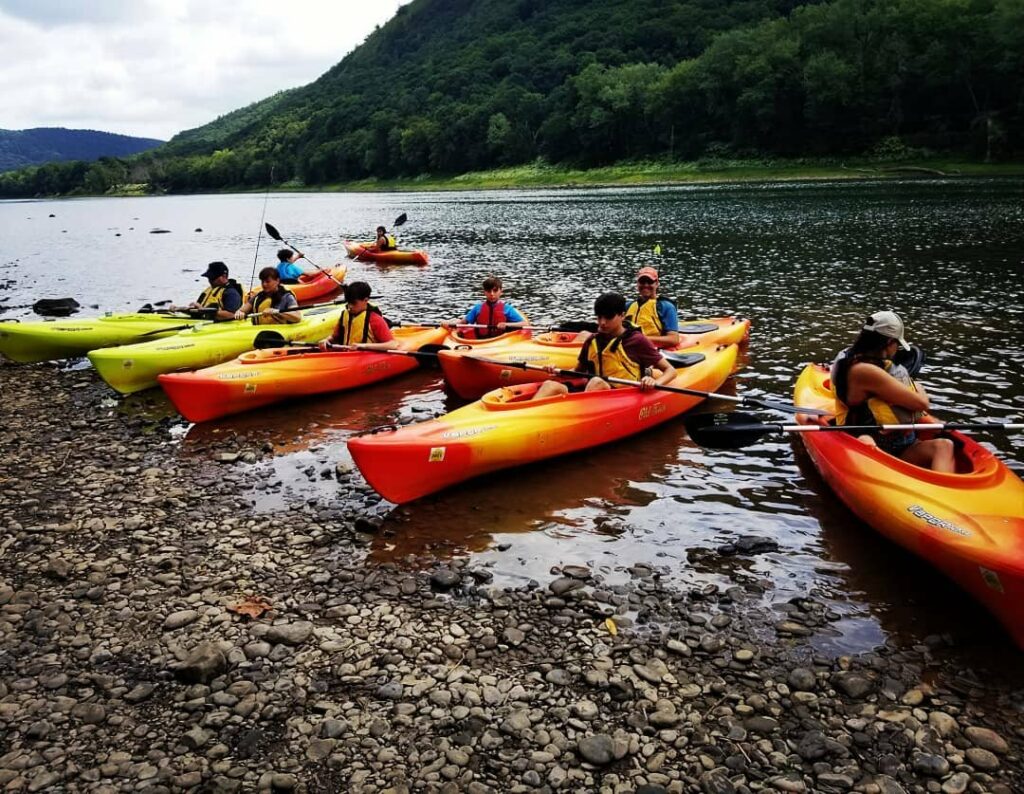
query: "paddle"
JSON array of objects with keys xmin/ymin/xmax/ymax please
[
  {"xmin": 462, "ymin": 357, "xmax": 827, "ymax": 415},
  {"xmin": 684, "ymin": 411, "xmax": 1024, "ymax": 450},
  {"xmin": 265, "ymin": 222, "xmax": 345, "ymax": 288},
  {"xmin": 349, "ymin": 213, "xmax": 409, "ymax": 262}
]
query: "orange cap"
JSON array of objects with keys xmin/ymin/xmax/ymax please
[{"xmin": 637, "ymin": 266, "xmax": 659, "ymax": 281}]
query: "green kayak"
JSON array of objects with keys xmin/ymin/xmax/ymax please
[
  {"xmin": 0, "ymin": 313, "xmax": 207, "ymax": 363},
  {"xmin": 88, "ymin": 305, "xmax": 344, "ymax": 394}
]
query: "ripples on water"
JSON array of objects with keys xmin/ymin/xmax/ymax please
[{"xmin": 2, "ymin": 179, "xmax": 1022, "ymax": 657}]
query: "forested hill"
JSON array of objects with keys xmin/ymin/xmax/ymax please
[
  {"xmin": 2, "ymin": 0, "xmax": 1021, "ymax": 196},
  {"xmin": 0, "ymin": 128, "xmax": 163, "ymax": 172}
]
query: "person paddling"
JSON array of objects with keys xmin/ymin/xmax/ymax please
[
  {"xmin": 626, "ymin": 266, "xmax": 680, "ymax": 348},
  {"xmin": 372, "ymin": 226, "xmax": 396, "ymax": 252},
  {"xmin": 274, "ymin": 249, "xmax": 313, "ymax": 284},
  {"xmin": 830, "ymin": 311, "xmax": 954, "ymax": 472},
  {"xmin": 234, "ymin": 268, "xmax": 302, "ymax": 325},
  {"xmin": 532, "ymin": 292, "xmax": 676, "ymax": 399},
  {"xmin": 318, "ymin": 281, "xmax": 398, "ymax": 352},
  {"xmin": 443, "ymin": 275, "xmax": 528, "ymax": 339},
  {"xmin": 168, "ymin": 261, "xmax": 243, "ymax": 321}
]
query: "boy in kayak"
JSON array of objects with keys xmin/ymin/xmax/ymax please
[
  {"xmin": 830, "ymin": 310, "xmax": 954, "ymax": 472},
  {"xmin": 318, "ymin": 281, "xmax": 399, "ymax": 352},
  {"xmin": 443, "ymin": 276, "xmax": 528, "ymax": 339},
  {"xmin": 626, "ymin": 266, "xmax": 680, "ymax": 348},
  {"xmin": 168, "ymin": 261, "xmax": 243, "ymax": 320},
  {"xmin": 274, "ymin": 249, "xmax": 313, "ymax": 284},
  {"xmin": 234, "ymin": 268, "xmax": 302, "ymax": 325},
  {"xmin": 533, "ymin": 292, "xmax": 676, "ymax": 399},
  {"xmin": 372, "ymin": 226, "xmax": 396, "ymax": 252}
]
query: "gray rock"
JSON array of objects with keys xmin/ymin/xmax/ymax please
[
  {"xmin": 376, "ymin": 681, "xmax": 403, "ymax": 700},
  {"xmin": 577, "ymin": 734, "xmax": 615, "ymax": 766},
  {"xmin": 788, "ymin": 667, "xmax": 816, "ymax": 691},
  {"xmin": 911, "ymin": 752, "xmax": 949, "ymax": 776},
  {"xmin": 124, "ymin": 683, "xmax": 155, "ymax": 703},
  {"xmin": 965, "ymin": 746, "xmax": 1000, "ymax": 771},
  {"xmin": 795, "ymin": 730, "xmax": 827, "ymax": 761},
  {"xmin": 71, "ymin": 703, "xmax": 106, "ymax": 724},
  {"xmin": 832, "ymin": 671, "xmax": 874, "ymax": 699},
  {"xmin": 940, "ymin": 772, "xmax": 970, "ymax": 794},
  {"xmin": 172, "ymin": 641, "xmax": 227, "ymax": 684},
  {"xmin": 181, "ymin": 726, "xmax": 211, "ymax": 750},
  {"xmin": 965, "ymin": 725, "xmax": 1009, "ymax": 754},
  {"xmin": 549, "ymin": 577, "xmax": 584, "ymax": 596},
  {"xmin": 163, "ymin": 609, "xmax": 199, "ymax": 630},
  {"xmin": 561, "ymin": 565, "xmax": 592, "ymax": 580},
  {"xmin": 699, "ymin": 769, "xmax": 737, "ymax": 794},
  {"xmin": 264, "ymin": 621, "xmax": 314, "ymax": 646},
  {"xmin": 431, "ymin": 568, "xmax": 461, "ymax": 590},
  {"xmin": 572, "ymin": 700, "xmax": 599, "ymax": 720}
]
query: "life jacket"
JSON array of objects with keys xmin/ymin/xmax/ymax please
[
  {"xmin": 830, "ymin": 349, "xmax": 921, "ymax": 450},
  {"xmin": 582, "ymin": 325, "xmax": 644, "ymax": 385},
  {"xmin": 378, "ymin": 235, "xmax": 397, "ymax": 251},
  {"xmin": 250, "ymin": 286, "xmax": 296, "ymax": 325},
  {"xmin": 337, "ymin": 303, "xmax": 385, "ymax": 345},
  {"xmin": 197, "ymin": 279, "xmax": 242, "ymax": 310},
  {"xmin": 465, "ymin": 299, "xmax": 508, "ymax": 340},
  {"xmin": 626, "ymin": 296, "xmax": 675, "ymax": 338}
]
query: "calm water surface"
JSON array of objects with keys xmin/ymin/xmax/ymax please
[{"xmin": 2, "ymin": 179, "xmax": 1022, "ymax": 661}]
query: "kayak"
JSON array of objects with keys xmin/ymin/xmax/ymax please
[
  {"xmin": 275, "ymin": 265, "xmax": 347, "ymax": 303},
  {"xmin": 0, "ymin": 313, "xmax": 206, "ymax": 363},
  {"xmin": 348, "ymin": 341, "xmax": 739, "ymax": 504},
  {"xmin": 795, "ymin": 363, "xmax": 1024, "ymax": 649},
  {"xmin": 439, "ymin": 317, "xmax": 750, "ymax": 399},
  {"xmin": 158, "ymin": 325, "xmax": 449, "ymax": 422},
  {"xmin": 88, "ymin": 305, "xmax": 343, "ymax": 394},
  {"xmin": 343, "ymin": 241, "xmax": 428, "ymax": 266}
]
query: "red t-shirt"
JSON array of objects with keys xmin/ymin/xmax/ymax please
[{"xmin": 330, "ymin": 310, "xmax": 394, "ymax": 344}]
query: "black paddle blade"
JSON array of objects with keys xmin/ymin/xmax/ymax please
[
  {"xmin": 410, "ymin": 344, "xmax": 448, "ymax": 369},
  {"xmin": 555, "ymin": 320, "xmax": 598, "ymax": 333},
  {"xmin": 678, "ymin": 322, "xmax": 719, "ymax": 334},
  {"xmin": 253, "ymin": 330, "xmax": 287, "ymax": 349},
  {"xmin": 393, "ymin": 212, "xmax": 408, "ymax": 227},
  {"xmin": 685, "ymin": 412, "xmax": 777, "ymax": 450},
  {"xmin": 265, "ymin": 222, "xmax": 283, "ymax": 241}
]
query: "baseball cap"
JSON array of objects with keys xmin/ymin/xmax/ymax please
[
  {"xmin": 637, "ymin": 266, "xmax": 659, "ymax": 281},
  {"xmin": 201, "ymin": 261, "xmax": 229, "ymax": 279},
  {"xmin": 863, "ymin": 310, "xmax": 910, "ymax": 350}
]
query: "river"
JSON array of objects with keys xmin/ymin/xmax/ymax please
[{"xmin": 1, "ymin": 178, "xmax": 1022, "ymax": 661}]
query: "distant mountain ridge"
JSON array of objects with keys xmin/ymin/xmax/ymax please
[{"xmin": 0, "ymin": 127, "xmax": 163, "ymax": 172}]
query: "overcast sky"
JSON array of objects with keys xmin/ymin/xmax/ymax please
[{"xmin": 0, "ymin": 0, "xmax": 406, "ymax": 141}]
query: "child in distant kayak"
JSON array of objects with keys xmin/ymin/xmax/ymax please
[
  {"xmin": 275, "ymin": 249, "xmax": 312, "ymax": 284},
  {"xmin": 830, "ymin": 310, "xmax": 953, "ymax": 472},
  {"xmin": 373, "ymin": 226, "xmax": 396, "ymax": 252},
  {"xmin": 443, "ymin": 275, "xmax": 528, "ymax": 339}
]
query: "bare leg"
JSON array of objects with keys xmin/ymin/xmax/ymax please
[
  {"xmin": 583, "ymin": 377, "xmax": 611, "ymax": 392},
  {"xmin": 857, "ymin": 434, "xmax": 878, "ymax": 447},
  {"xmin": 900, "ymin": 438, "xmax": 956, "ymax": 473},
  {"xmin": 532, "ymin": 380, "xmax": 569, "ymax": 400}
]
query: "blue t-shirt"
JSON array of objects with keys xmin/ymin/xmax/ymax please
[
  {"xmin": 626, "ymin": 298, "xmax": 678, "ymax": 333},
  {"xmin": 277, "ymin": 260, "xmax": 304, "ymax": 281},
  {"xmin": 465, "ymin": 301, "xmax": 524, "ymax": 324}
]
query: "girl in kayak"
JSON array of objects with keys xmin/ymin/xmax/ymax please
[
  {"xmin": 626, "ymin": 266, "xmax": 680, "ymax": 348},
  {"xmin": 234, "ymin": 268, "xmax": 302, "ymax": 325},
  {"xmin": 533, "ymin": 292, "xmax": 676, "ymax": 399},
  {"xmin": 443, "ymin": 275, "xmax": 529, "ymax": 339},
  {"xmin": 830, "ymin": 311, "xmax": 954, "ymax": 472},
  {"xmin": 318, "ymin": 281, "xmax": 399, "ymax": 352},
  {"xmin": 373, "ymin": 226, "xmax": 396, "ymax": 252}
]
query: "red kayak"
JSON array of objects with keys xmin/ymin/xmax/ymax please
[
  {"xmin": 343, "ymin": 241, "xmax": 428, "ymax": 266},
  {"xmin": 283, "ymin": 265, "xmax": 347, "ymax": 304}
]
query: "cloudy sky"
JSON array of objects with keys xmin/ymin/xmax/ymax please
[{"xmin": 0, "ymin": 0, "xmax": 406, "ymax": 141}]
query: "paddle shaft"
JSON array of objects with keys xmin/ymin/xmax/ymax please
[
  {"xmin": 767, "ymin": 421, "xmax": 1024, "ymax": 434},
  {"xmin": 264, "ymin": 223, "xmax": 344, "ymax": 287}
]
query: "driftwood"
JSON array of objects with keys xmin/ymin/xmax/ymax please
[{"xmin": 840, "ymin": 164, "xmax": 960, "ymax": 177}]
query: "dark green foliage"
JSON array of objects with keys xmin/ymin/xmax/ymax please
[
  {"xmin": 0, "ymin": 128, "xmax": 162, "ymax": 172},
  {"xmin": 1, "ymin": 0, "xmax": 1021, "ymax": 197}
]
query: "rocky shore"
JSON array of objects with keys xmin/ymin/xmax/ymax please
[{"xmin": 1, "ymin": 361, "xmax": 1023, "ymax": 793}]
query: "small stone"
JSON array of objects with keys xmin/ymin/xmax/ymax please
[
  {"xmin": 181, "ymin": 726, "xmax": 211, "ymax": 750},
  {"xmin": 911, "ymin": 752, "xmax": 949, "ymax": 776},
  {"xmin": 71, "ymin": 703, "xmax": 106, "ymax": 724},
  {"xmin": 699, "ymin": 769, "xmax": 736, "ymax": 794},
  {"xmin": 431, "ymin": 569, "xmax": 461, "ymax": 590},
  {"xmin": 572, "ymin": 700, "xmax": 599, "ymax": 720},
  {"xmin": 832, "ymin": 672, "xmax": 874, "ymax": 699},
  {"xmin": 964, "ymin": 726, "xmax": 1009, "ymax": 754},
  {"xmin": 549, "ymin": 577, "xmax": 584, "ymax": 596},
  {"xmin": 928, "ymin": 711, "xmax": 958, "ymax": 737},
  {"xmin": 561, "ymin": 565, "xmax": 592, "ymax": 580},
  {"xmin": 578, "ymin": 734, "xmax": 614, "ymax": 766},
  {"xmin": 788, "ymin": 667, "xmax": 816, "ymax": 691},
  {"xmin": 124, "ymin": 683, "xmax": 155, "ymax": 703},
  {"xmin": 940, "ymin": 772, "xmax": 970, "ymax": 794},
  {"xmin": 163, "ymin": 610, "xmax": 199, "ymax": 630},
  {"xmin": 264, "ymin": 621, "xmax": 314, "ymax": 646},
  {"xmin": 376, "ymin": 682, "xmax": 403, "ymax": 700},
  {"xmin": 172, "ymin": 642, "xmax": 227, "ymax": 684},
  {"xmin": 965, "ymin": 746, "xmax": 1000, "ymax": 771}
]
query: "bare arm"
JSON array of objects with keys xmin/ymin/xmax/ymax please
[{"xmin": 849, "ymin": 362, "xmax": 929, "ymax": 412}]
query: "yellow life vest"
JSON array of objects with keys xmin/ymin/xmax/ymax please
[
  {"xmin": 833, "ymin": 357, "xmax": 921, "ymax": 427},
  {"xmin": 625, "ymin": 298, "xmax": 664, "ymax": 337},
  {"xmin": 197, "ymin": 280, "xmax": 241, "ymax": 309},
  {"xmin": 250, "ymin": 287, "xmax": 295, "ymax": 325},
  {"xmin": 338, "ymin": 303, "xmax": 384, "ymax": 345},
  {"xmin": 584, "ymin": 328, "xmax": 643, "ymax": 385}
]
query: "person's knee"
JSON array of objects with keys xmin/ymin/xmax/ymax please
[{"xmin": 585, "ymin": 377, "xmax": 610, "ymax": 392}]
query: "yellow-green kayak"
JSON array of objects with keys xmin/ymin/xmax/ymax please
[
  {"xmin": 0, "ymin": 313, "xmax": 207, "ymax": 363},
  {"xmin": 88, "ymin": 305, "xmax": 343, "ymax": 394}
]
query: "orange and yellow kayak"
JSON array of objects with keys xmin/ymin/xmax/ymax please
[
  {"xmin": 343, "ymin": 241, "xmax": 428, "ymax": 266},
  {"xmin": 252, "ymin": 265, "xmax": 346, "ymax": 304},
  {"xmin": 158, "ymin": 325, "xmax": 449, "ymax": 422},
  {"xmin": 347, "ymin": 342, "xmax": 739, "ymax": 504},
  {"xmin": 795, "ymin": 363, "xmax": 1024, "ymax": 649},
  {"xmin": 439, "ymin": 317, "xmax": 750, "ymax": 399}
]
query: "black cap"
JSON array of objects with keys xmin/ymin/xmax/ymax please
[
  {"xmin": 202, "ymin": 261, "xmax": 229, "ymax": 279},
  {"xmin": 345, "ymin": 281, "xmax": 372, "ymax": 302}
]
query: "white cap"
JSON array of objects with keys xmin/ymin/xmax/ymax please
[{"xmin": 863, "ymin": 310, "xmax": 910, "ymax": 350}]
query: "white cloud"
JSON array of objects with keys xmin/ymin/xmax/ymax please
[{"xmin": 0, "ymin": 0, "xmax": 405, "ymax": 140}]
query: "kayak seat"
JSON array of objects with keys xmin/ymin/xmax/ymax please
[
  {"xmin": 664, "ymin": 352, "xmax": 706, "ymax": 368},
  {"xmin": 678, "ymin": 322, "xmax": 719, "ymax": 334}
]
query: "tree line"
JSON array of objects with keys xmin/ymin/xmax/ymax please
[{"xmin": 1, "ymin": 0, "xmax": 1020, "ymax": 197}]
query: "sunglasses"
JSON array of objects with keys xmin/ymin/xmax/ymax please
[{"xmin": 637, "ymin": 278, "xmax": 657, "ymax": 285}]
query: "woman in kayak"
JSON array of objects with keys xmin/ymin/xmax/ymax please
[
  {"xmin": 234, "ymin": 268, "xmax": 302, "ymax": 325},
  {"xmin": 830, "ymin": 311, "xmax": 954, "ymax": 472},
  {"xmin": 372, "ymin": 226, "xmax": 396, "ymax": 252},
  {"xmin": 318, "ymin": 281, "xmax": 399, "ymax": 352},
  {"xmin": 533, "ymin": 292, "xmax": 676, "ymax": 399},
  {"xmin": 443, "ymin": 275, "xmax": 529, "ymax": 339}
]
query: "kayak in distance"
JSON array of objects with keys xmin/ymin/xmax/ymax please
[
  {"xmin": 88, "ymin": 305, "xmax": 344, "ymax": 395},
  {"xmin": 159, "ymin": 325, "xmax": 449, "ymax": 422},
  {"xmin": 347, "ymin": 341, "xmax": 739, "ymax": 504},
  {"xmin": 343, "ymin": 240, "xmax": 429, "ymax": 266},
  {"xmin": 273, "ymin": 265, "xmax": 348, "ymax": 303},
  {"xmin": 794, "ymin": 363, "xmax": 1024, "ymax": 649},
  {"xmin": 439, "ymin": 316, "xmax": 750, "ymax": 399}
]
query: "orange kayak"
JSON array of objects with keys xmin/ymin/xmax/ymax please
[
  {"xmin": 158, "ymin": 325, "xmax": 448, "ymax": 422},
  {"xmin": 343, "ymin": 241, "xmax": 428, "ymax": 266},
  {"xmin": 795, "ymin": 363, "xmax": 1024, "ymax": 649},
  {"xmin": 348, "ymin": 342, "xmax": 739, "ymax": 504},
  {"xmin": 439, "ymin": 317, "xmax": 750, "ymax": 399},
  {"xmin": 273, "ymin": 265, "xmax": 347, "ymax": 304}
]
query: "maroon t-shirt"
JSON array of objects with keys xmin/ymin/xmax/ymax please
[{"xmin": 576, "ymin": 330, "xmax": 665, "ymax": 373}]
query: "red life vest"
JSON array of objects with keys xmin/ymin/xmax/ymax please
[{"xmin": 465, "ymin": 300, "xmax": 508, "ymax": 340}]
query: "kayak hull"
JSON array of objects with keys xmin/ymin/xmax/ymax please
[
  {"xmin": 0, "ymin": 314, "xmax": 206, "ymax": 363},
  {"xmin": 795, "ymin": 364, "xmax": 1024, "ymax": 649},
  {"xmin": 439, "ymin": 317, "xmax": 750, "ymax": 399},
  {"xmin": 343, "ymin": 241, "xmax": 428, "ymax": 266},
  {"xmin": 348, "ymin": 342, "xmax": 739, "ymax": 504},
  {"xmin": 278, "ymin": 265, "xmax": 347, "ymax": 303},
  {"xmin": 158, "ymin": 326, "xmax": 449, "ymax": 422},
  {"xmin": 88, "ymin": 306, "xmax": 343, "ymax": 394}
]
